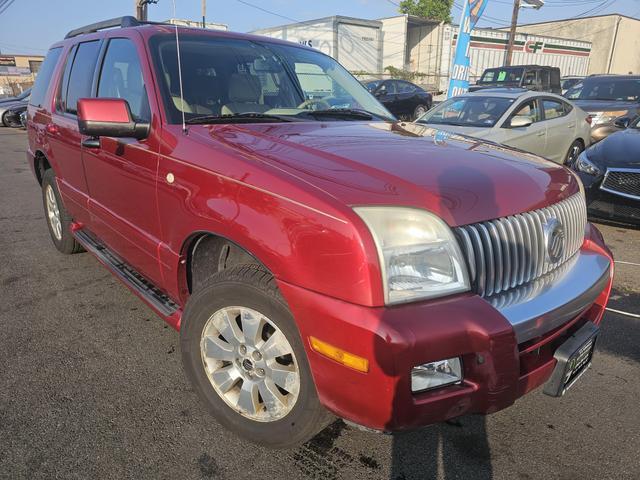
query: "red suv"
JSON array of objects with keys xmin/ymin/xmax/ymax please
[{"xmin": 27, "ymin": 17, "xmax": 613, "ymax": 448}]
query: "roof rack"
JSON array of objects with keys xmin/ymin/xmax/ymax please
[{"xmin": 65, "ymin": 16, "xmax": 142, "ymax": 39}]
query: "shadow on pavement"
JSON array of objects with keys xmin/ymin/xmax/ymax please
[
  {"xmin": 597, "ymin": 288, "xmax": 640, "ymax": 364},
  {"xmin": 390, "ymin": 416, "xmax": 492, "ymax": 480}
]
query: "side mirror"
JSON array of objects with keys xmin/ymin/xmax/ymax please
[
  {"xmin": 509, "ymin": 116, "xmax": 533, "ymax": 128},
  {"xmin": 614, "ymin": 116, "xmax": 631, "ymax": 129},
  {"xmin": 77, "ymin": 98, "xmax": 149, "ymax": 146}
]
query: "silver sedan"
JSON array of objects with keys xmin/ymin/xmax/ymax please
[{"xmin": 416, "ymin": 89, "xmax": 591, "ymax": 165}]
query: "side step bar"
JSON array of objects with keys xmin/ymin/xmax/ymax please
[{"xmin": 74, "ymin": 230, "xmax": 179, "ymax": 317}]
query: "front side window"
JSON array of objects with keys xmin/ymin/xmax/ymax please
[
  {"xmin": 511, "ymin": 100, "xmax": 540, "ymax": 123},
  {"xmin": 149, "ymin": 34, "xmax": 393, "ymax": 123},
  {"xmin": 61, "ymin": 40, "xmax": 101, "ymax": 114},
  {"xmin": 98, "ymin": 38, "xmax": 150, "ymax": 122},
  {"xmin": 418, "ymin": 96, "xmax": 514, "ymax": 128}
]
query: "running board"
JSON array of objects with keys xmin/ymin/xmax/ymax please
[{"xmin": 74, "ymin": 230, "xmax": 179, "ymax": 317}]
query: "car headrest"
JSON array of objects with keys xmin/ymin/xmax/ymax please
[{"xmin": 228, "ymin": 74, "xmax": 262, "ymax": 103}]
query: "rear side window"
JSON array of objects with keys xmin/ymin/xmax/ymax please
[
  {"xmin": 541, "ymin": 99, "xmax": 566, "ymax": 120},
  {"xmin": 61, "ymin": 40, "xmax": 101, "ymax": 114},
  {"xmin": 29, "ymin": 47, "xmax": 62, "ymax": 108},
  {"xmin": 97, "ymin": 38, "xmax": 150, "ymax": 122}
]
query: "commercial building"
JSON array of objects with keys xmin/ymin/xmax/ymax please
[
  {"xmin": 506, "ymin": 14, "xmax": 640, "ymax": 75},
  {"xmin": 0, "ymin": 53, "xmax": 44, "ymax": 97},
  {"xmin": 252, "ymin": 15, "xmax": 591, "ymax": 92}
]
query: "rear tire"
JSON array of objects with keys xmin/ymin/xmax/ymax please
[
  {"xmin": 180, "ymin": 265, "xmax": 332, "ymax": 448},
  {"xmin": 413, "ymin": 104, "xmax": 429, "ymax": 120},
  {"xmin": 41, "ymin": 169, "xmax": 83, "ymax": 254},
  {"xmin": 1, "ymin": 111, "xmax": 9, "ymax": 127},
  {"xmin": 564, "ymin": 139, "xmax": 584, "ymax": 166}
]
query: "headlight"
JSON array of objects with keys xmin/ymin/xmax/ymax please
[
  {"xmin": 590, "ymin": 110, "xmax": 628, "ymax": 126},
  {"xmin": 354, "ymin": 207, "xmax": 470, "ymax": 305},
  {"xmin": 575, "ymin": 151, "xmax": 601, "ymax": 176}
]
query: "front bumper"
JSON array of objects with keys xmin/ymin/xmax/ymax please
[
  {"xmin": 578, "ymin": 171, "xmax": 640, "ymax": 226},
  {"xmin": 278, "ymin": 223, "xmax": 613, "ymax": 431}
]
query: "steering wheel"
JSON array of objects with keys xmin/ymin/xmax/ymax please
[{"xmin": 298, "ymin": 98, "xmax": 332, "ymax": 110}]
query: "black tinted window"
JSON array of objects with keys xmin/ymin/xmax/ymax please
[
  {"xmin": 29, "ymin": 48, "xmax": 62, "ymax": 108},
  {"xmin": 98, "ymin": 38, "xmax": 150, "ymax": 122},
  {"xmin": 65, "ymin": 40, "xmax": 100, "ymax": 114},
  {"xmin": 397, "ymin": 82, "xmax": 416, "ymax": 94}
]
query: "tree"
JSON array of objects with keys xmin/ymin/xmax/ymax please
[{"xmin": 398, "ymin": 0, "xmax": 453, "ymax": 23}]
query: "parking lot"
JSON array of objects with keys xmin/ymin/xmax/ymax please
[{"xmin": 0, "ymin": 127, "xmax": 639, "ymax": 479}]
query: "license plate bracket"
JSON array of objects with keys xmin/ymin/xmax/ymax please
[{"xmin": 543, "ymin": 321, "xmax": 599, "ymax": 397}]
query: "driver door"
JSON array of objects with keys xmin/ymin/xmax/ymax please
[
  {"xmin": 501, "ymin": 99, "xmax": 547, "ymax": 156},
  {"xmin": 82, "ymin": 36, "xmax": 164, "ymax": 285}
]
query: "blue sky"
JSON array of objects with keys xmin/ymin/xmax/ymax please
[{"xmin": 0, "ymin": 0, "xmax": 639, "ymax": 55}]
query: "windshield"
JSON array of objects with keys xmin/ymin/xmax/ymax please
[
  {"xmin": 565, "ymin": 78, "xmax": 640, "ymax": 101},
  {"xmin": 479, "ymin": 67, "xmax": 524, "ymax": 84},
  {"xmin": 417, "ymin": 96, "xmax": 515, "ymax": 128},
  {"xmin": 150, "ymin": 34, "xmax": 393, "ymax": 123}
]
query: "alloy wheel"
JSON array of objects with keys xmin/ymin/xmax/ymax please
[
  {"xmin": 200, "ymin": 306, "xmax": 300, "ymax": 422},
  {"xmin": 45, "ymin": 184, "xmax": 62, "ymax": 241}
]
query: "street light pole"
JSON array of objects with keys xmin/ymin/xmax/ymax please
[
  {"xmin": 505, "ymin": 0, "xmax": 521, "ymax": 66},
  {"xmin": 134, "ymin": 0, "xmax": 147, "ymax": 21},
  {"xmin": 202, "ymin": 0, "xmax": 206, "ymax": 28}
]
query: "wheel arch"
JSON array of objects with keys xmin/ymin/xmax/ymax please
[
  {"xmin": 179, "ymin": 230, "xmax": 273, "ymax": 297},
  {"xmin": 33, "ymin": 149, "xmax": 52, "ymax": 185}
]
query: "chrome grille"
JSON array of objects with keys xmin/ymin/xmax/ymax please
[
  {"xmin": 455, "ymin": 193, "xmax": 587, "ymax": 297},
  {"xmin": 601, "ymin": 168, "xmax": 640, "ymax": 201}
]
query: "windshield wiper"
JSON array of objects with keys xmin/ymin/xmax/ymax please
[
  {"xmin": 185, "ymin": 112, "xmax": 297, "ymax": 125},
  {"xmin": 298, "ymin": 108, "xmax": 376, "ymax": 121}
]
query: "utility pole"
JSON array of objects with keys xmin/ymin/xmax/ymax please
[
  {"xmin": 134, "ymin": 0, "xmax": 147, "ymax": 21},
  {"xmin": 202, "ymin": 0, "xmax": 206, "ymax": 28},
  {"xmin": 505, "ymin": 0, "xmax": 521, "ymax": 66}
]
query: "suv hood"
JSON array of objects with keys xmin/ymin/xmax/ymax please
[
  {"xmin": 199, "ymin": 121, "xmax": 578, "ymax": 227},
  {"xmin": 586, "ymin": 127, "xmax": 640, "ymax": 169}
]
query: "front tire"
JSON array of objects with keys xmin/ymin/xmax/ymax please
[
  {"xmin": 564, "ymin": 139, "xmax": 584, "ymax": 166},
  {"xmin": 41, "ymin": 169, "xmax": 83, "ymax": 254},
  {"xmin": 180, "ymin": 265, "xmax": 331, "ymax": 448}
]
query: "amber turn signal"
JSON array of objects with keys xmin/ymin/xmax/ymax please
[{"xmin": 309, "ymin": 336, "xmax": 369, "ymax": 373}]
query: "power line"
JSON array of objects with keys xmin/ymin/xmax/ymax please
[{"xmin": 234, "ymin": 0, "xmax": 299, "ymax": 23}]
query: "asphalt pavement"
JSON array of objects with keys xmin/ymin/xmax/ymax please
[{"xmin": 1, "ymin": 128, "xmax": 639, "ymax": 480}]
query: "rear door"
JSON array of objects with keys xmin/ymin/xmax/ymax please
[
  {"xmin": 82, "ymin": 35, "xmax": 164, "ymax": 285},
  {"xmin": 48, "ymin": 40, "xmax": 102, "ymax": 226},
  {"xmin": 501, "ymin": 98, "xmax": 547, "ymax": 156},
  {"xmin": 540, "ymin": 97, "xmax": 574, "ymax": 163}
]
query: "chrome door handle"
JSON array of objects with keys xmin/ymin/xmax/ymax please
[
  {"xmin": 567, "ymin": 123, "xmax": 576, "ymax": 128},
  {"xmin": 536, "ymin": 131, "xmax": 546, "ymax": 137}
]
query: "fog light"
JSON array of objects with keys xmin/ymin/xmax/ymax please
[{"xmin": 411, "ymin": 358, "xmax": 462, "ymax": 393}]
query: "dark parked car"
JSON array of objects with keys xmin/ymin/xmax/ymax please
[
  {"xmin": 470, "ymin": 65, "xmax": 561, "ymax": 94},
  {"xmin": 3, "ymin": 102, "xmax": 27, "ymax": 128},
  {"xmin": 572, "ymin": 116, "xmax": 640, "ymax": 226},
  {"xmin": 565, "ymin": 75, "xmax": 640, "ymax": 143},
  {"xmin": 363, "ymin": 79, "xmax": 432, "ymax": 120}
]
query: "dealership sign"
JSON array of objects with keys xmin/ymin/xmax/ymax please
[{"xmin": 448, "ymin": 0, "xmax": 489, "ymax": 98}]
